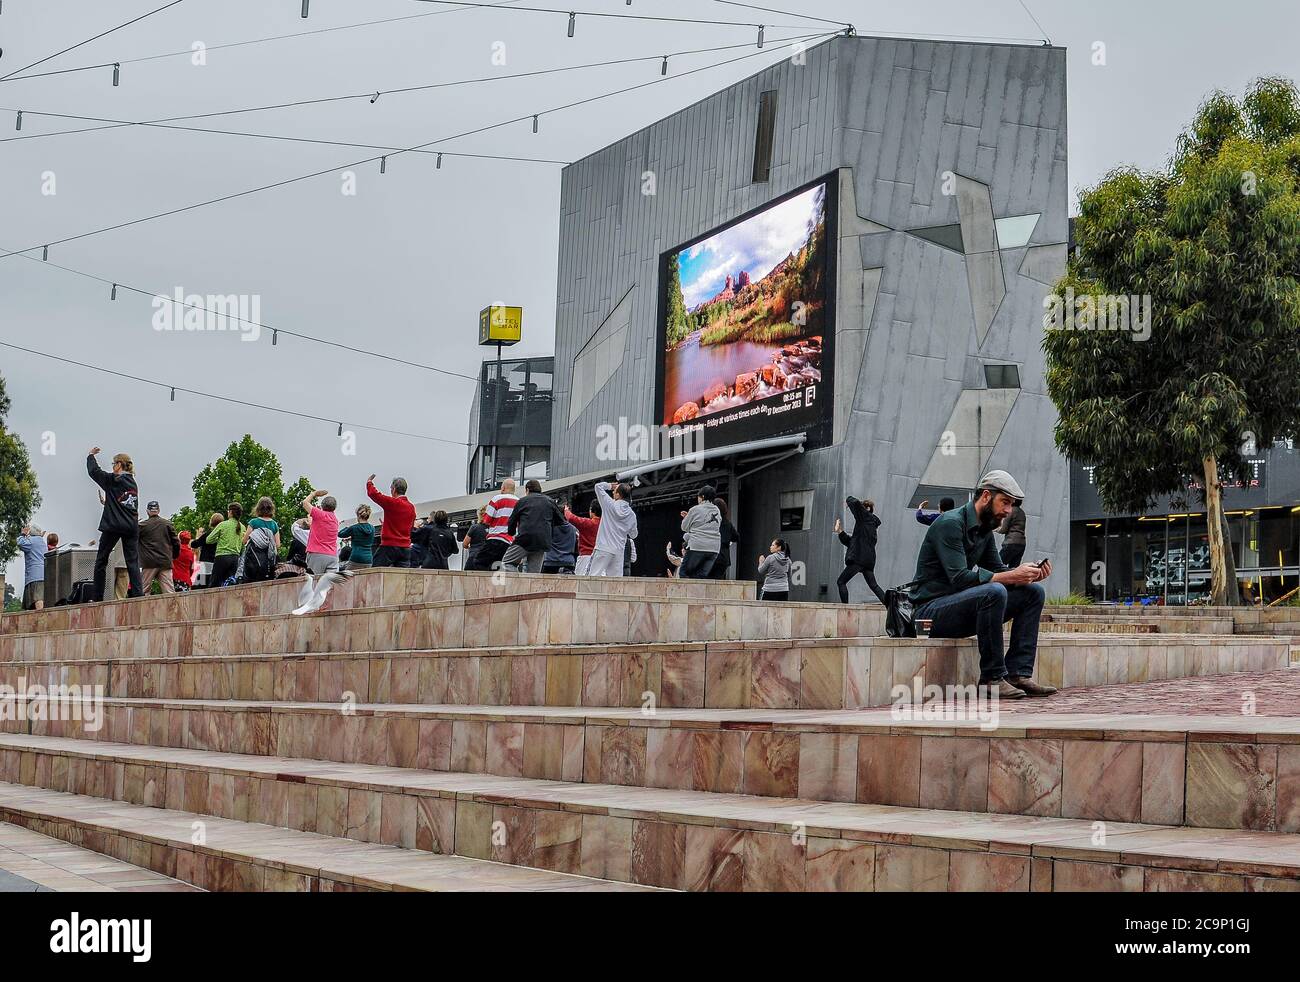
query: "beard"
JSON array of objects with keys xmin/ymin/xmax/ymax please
[{"xmin": 974, "ymin": 497, "xmax": 999, "ymax": 532}]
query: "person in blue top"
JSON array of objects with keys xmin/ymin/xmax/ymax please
[
  {"xmin": 17, "ymin": 524, "xmax": 47, "ymax": 610},
  {"xmin": 915, "ymin": 497, "xmax": 956, "ymax": 526}
]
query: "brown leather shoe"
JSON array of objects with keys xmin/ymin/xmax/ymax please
[
  {"xmin": 980, "ymin": 679, "xmax": 1025, "ymax": 699},
  {"xmin": 1007, "ymin": 675, "xmax": 1057, "ymax": 696}
]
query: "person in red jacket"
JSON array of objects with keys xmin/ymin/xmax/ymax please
[
  {"xmin": 366, "ymin": 474, "xmax": 416, "ymax": 568},
  {"xmin": 173, "ymin": 531, "xmax": 195, "ymax": 591},
  {"xmin": 564, "ymin": 498, "xmax": 601, "ymax": 576}
]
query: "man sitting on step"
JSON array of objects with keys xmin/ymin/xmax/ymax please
[{"xmin": 909, "ymin": 470, "xmax": 1057, "ymax": 700}]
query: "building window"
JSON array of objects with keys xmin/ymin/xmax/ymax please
[
  {"xmin": 752, "ymin": 90, "xmax": 778, "ymax": 183},
  {"xmin": 779, "ymin": 489, "xmax": 813, "ymax": 531},
  {"xmin": 984, "ymin": 364, "xmax": 1021, "ymax": 389}
]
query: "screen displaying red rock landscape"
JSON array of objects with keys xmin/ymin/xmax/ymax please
[{"xmin": 659, "ymin": 182, "xmax": 831, "ymax": 445}]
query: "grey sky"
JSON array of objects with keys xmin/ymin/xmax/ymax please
[{"xmin": 3, "ymin": 0, "xmax": 1298, "ymax": 586}]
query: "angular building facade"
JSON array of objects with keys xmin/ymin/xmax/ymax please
[{"xmin": 551, "ymin": 34, "xmax": 1070, "ymax": 599}]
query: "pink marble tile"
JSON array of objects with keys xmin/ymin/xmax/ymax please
[
  {"xmin": 748, "ymin": 650, "xmax": 795, "ymax": 712},
  {"xmin": 874, "ymin": 844, "xmax": 950, "ymax": 892},
  {"xmin": 1061, "ymin": 739, "xmax": 1143, "ymax": 822},
  {"xmin": 485, "ymin": 721, "xmax": 525, "ymax": 777},
  {"xmin": 948, "ymin": 851, "xmax": 1031, "ymax": 891},
  {"xmin": 798, "ymin": 733, "xmax": 859, "ymax": 802},
  {"xmin": 410, "ymin": 795, "xmax": 454, "ymax": 854},
  {"xmin": 1141, "ymin": 741, "xmax": 1187, "ymax": 826},
  {"xmin": 742, "ymin": 830, "xmax": 805, "ymax": 892},
  {"xmin": 988, "ymin": 738, "xmax": 1063, "ymax": 817},
  {"xmin": 704, "ymin": 650, "xmax": 749, "ymax": 709},
  {"xmin": 919, "ymin": 737, "xmax": 990, "ymax": 812},
  {"xmin": 644, "ymin": 727, "xmax": 694, "ymax": 791},
  {"xmin": 1052, "ymin": 861, "xmax": 1143, "ymax": 892},
  {"xmin": 417, "ymin": 719, "xmax": 452, "ymax": 771},
  {"xmin": 597, "ymin": 725, "xmax": 647, "ymax": 786},
  {"xmin": 693, "ymin": 730, "xmax": 744, "ymax": 794},
  {"xmin": 660, "ymin": 651, "xmax": 704, "ymax": 708},
  {"xmin": 580, "ymin": 814, "xmax": 633, "ymax": 882},
  {"xmin": 742, "ymin": 730, "xmax": 800, "ymax": 798},
  {"xmin": 450, "ymin": 720, "xmax": 487, "ymax": 772},
  {"xmin": 805, "ymin": 838, "xmax": 874, "ymax": 892},
  {"xmin": 510, "ymin": 654, "xmax": 548, "ymax": 705},
  {"xmin": 686, "ymin": 604, "xmax": 716, "ymax": 642},
  {"xmin": 631, "ymin": 820, "xmax": 685, "ymax": 890},
  {"xmin": 1277, "ymin": 745, "xmax": 1300, "ymax": 834},
  {"xmin": 684, "ymin": 825, "xmax": 744, "ymax": 892},
  {"xmin": 1185, "ymin": 742, "xmax": 1278, "ymax": 831}
]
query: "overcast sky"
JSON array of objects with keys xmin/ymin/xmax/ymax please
[{"xmin": 3, "ymin": 0, "xmax": 1298, "ymax": 587}]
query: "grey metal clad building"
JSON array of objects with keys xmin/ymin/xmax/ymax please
[{"xmin": 551, "ymin": 34, "xmax": 1071, "ymax": 599}]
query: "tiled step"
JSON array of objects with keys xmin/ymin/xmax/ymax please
[
  {"xmin": 9, "ymin": 697, "xmax": 1300, "ymax": 832},
  {"xmin": 0, "ymin": 781, "xmax": 661, "ymax": 892},
  {"xmin": 1, "ymin": 735, "xmax": 1297, "ymax": 891},
  {"xmin": 1042, "ymin": 613, "xmax": 1234, "ymax": 635},
  {"xmin": 0, "ymin": 819, "xmax": 201, "ymax": 892},
  {"xmin": 0, "ymin": 592, "xmax": 883, "ymax": 664},
  {"xmin": 1, "ymin": 634, "xmax": 1289, "ymax": 712},
  {"xmin": 1043, "ymin": 604, "xmax": 1300, "ymax": 637},
  {"xmin": 0, "ymin": 568, "xmax": 754, "ymax": 637},
  {"xmin": 1042, "ymin": 619, "xmax": 1159, "ymax": 635}
]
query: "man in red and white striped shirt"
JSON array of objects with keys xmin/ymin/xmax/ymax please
[{"xmin": 484, "ymin": 479, "xmax": 519, "ymax": 543}]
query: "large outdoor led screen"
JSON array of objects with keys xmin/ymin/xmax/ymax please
[{"xmin": 656, "ymin": 177, "xmax": 835, "ymax": 451}]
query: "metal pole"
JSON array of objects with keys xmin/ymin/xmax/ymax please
[
  {"xmin": 1163, "ymin": 516, "xmax": 1169, "ymax": 605},
  {"xmin": 728, "ymin": 460, "xmax": 739, "ymax": 581},
  {"xmin": 495, "ymin": 341, "xmax": 506, "ymax": 482}
]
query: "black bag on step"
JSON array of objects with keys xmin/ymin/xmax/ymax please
[
  {"xmin": 884, "ymin": 582, "xmax": 919, "ymax": 639},
  {"xmin": 67, "ymin": 580, "xmax": 96, "ymax": 605}
]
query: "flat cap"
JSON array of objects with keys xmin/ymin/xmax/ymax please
[{"xmin": 977, "ymin": 470, "xmax": 1025, "ymax": 502}]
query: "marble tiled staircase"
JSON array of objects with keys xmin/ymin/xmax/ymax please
[{"xmin": 2, "ymin": 568, "xmax": 1299, "ymax": 892}]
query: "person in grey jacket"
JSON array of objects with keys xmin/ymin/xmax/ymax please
[
  {"xmin": 997, "ymin": 504, "xmax": 1027, "ymax": 568},
  {"xmin": 679, "ymin": 484, "xmax": 722, "ymax": 579},
  {"xmin": 757, "ymin": 538, "xmax": 792, "ymax": 600}
]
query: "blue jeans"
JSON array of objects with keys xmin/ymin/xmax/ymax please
[{"xmin": 915, "ymin": 581, "xmax": 1045, "ymax": 682}]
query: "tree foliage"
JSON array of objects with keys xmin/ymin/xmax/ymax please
[
  {"xmin": 170, "ymin": 435, "xmax": 313, "ymax": 553},
  {"xmin": 0, "ymin": 374, "xmax": 41, "ymax": 566},
  {"xmin": 1045, "ymin": 78, "xmax": 1300, "ymax": 602}
]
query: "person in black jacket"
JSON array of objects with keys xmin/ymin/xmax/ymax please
[
  {"xmin": 409, "ymin": 518, "xmax": 431, "ymax": 569},
  {"xmin": 834, "ymin": 496, "xmax": 888, "ymax": 604},
  {"xmin": 708, "ymin": 498, "xmax": 738, "ymax": 580},
  {"xmin": 503, "ymin": 480, "xmax": 564, "ymax": 572},
  {"xmin": 417, "ymin": 511, "xmax": 461, "ymax": 570},
  {"xmin": 87, "ymin": 448, "xmax": 144, "ymax": 601}
]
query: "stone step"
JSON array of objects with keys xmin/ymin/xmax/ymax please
[
  {"xmin": 1042, "ymin": 612, "xmax": 1234, "ymax": 634},
  {"xmin": 0, "ymin": 780, "xmax": 661, "ymax": 892},
  {"xmin": 1, "ymin": 634, "xmax": 1288, "ymax": 711},
  {"xmin": 0, "ymin": 818, "xmax": 202, "ymax": 892},
  {"xmin": 8, "ymin": 698, "xmax": 1300, "ymax": 832},
  {"xmin": 1, "ymin": 734, "xmax": 1298, "ymax": 891},
  {"xmin": 1041, "ymin": 619, "xmax": 1161, "ymax": 635},
  {"xmin": 1044, "ymin": 604, "xmax": 1300, "ymax": 636},
  {"xmin": 0, "ymin": 591, "xmax": 883, "ymax": 664},
  {"xmin": 0, "ymin": 567, "xmax": 755, "ymax": 638}
]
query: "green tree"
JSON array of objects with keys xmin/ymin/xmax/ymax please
[
  {"xmin": 0, "ymin": 373, "xmax": 41, "ymax": 566},
  {"xmin": 665, "ymin": 252, "xmax": 691, "ymax": 348},
  {"xmin": 171, "ymin": 435, "xmax": 313, "ymax": 555},
  {"xmin": 1045, "ymin": 77, "xmax": 1300, "ymax": 605}
]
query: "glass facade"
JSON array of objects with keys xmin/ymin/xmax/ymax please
[
  {"xmin": 1072, "ymin": 509, "xmax": 1300, "ymax": 605},
  {"xmin": 466, "ymin": 356, "xmax": 553, "ymax": 493},
  {"xmin": 1069, "ymin": 443, "xmax": 1300, "ymax": 605}
]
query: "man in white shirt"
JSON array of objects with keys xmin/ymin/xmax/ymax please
[{"xmin": 586, "ymin": 481, "xmax": 637, "ymax": 577}]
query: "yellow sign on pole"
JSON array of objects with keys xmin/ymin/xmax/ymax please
[{"xmin": 478, "ymin": 305, "xmax": 523, "ymax": 346}]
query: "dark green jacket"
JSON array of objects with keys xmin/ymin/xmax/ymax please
[{"xmin": 910, "ymin": 501, "xmax": 1007, "ymax": 605}]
